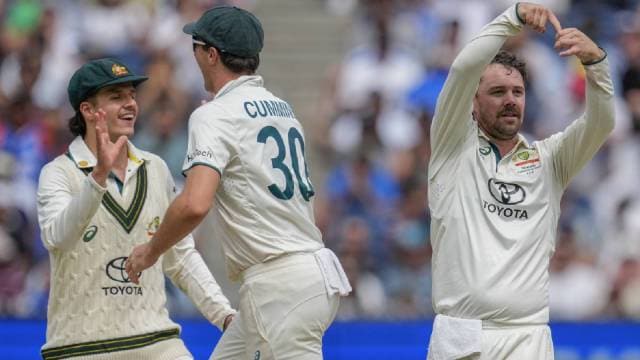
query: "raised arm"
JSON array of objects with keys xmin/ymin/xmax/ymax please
[
  {"xmin": 544, "ymin": 29, "xmax": 613, "ymax": 187},
  {"xmin": 429, "ymin": 3, "xmax": 561, "ymax": 176},
  {"xmin": 37, "ymin": 110, "xmax": 126, "ymax": 250},
  {"xmin": 37, "ymin": 163, "xmax": 106, "ymax": 250}
]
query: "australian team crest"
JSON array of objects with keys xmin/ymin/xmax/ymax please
[
  {"xmin": 111, "ymin": 63, "xmax": 129, "ymax": 76},
  {"xmin": 146, "ymin": 216, "xmax": 161, "ymax": 236},
  {"xmin": 510, "ymin": 149, "xmax": 541, "ymax": 175}
]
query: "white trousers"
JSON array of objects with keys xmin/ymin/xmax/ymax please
[
  {"xmin": 428, "ymin": 314, "xmax": 554, "ymax": 360},
  {"xmin": 471, "ymin": 324, "xmax": 554, "ymax": 360},
  {"xmin": 211, "ymin": 253, "xmax": 340, "ymax": 360}
]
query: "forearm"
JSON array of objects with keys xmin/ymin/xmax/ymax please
[
  {"xmin": 39, "ymin": 174, "xmax": 106, "ymax": 250},
  {"xmin": 148, "ymin": 192, "xmax": 206, "ymax": 258},
  {"xmin": 550, "ymin": 57, "xmax": 614, "ymax": 186},
  {"xmin": 165, "ymin": 246, "xmax": 235, "ymax": 330},
  {"xmin": 430, "ymin": 5, "xmax": 523, "ymax": 172},
  {"xmin": 579, "ymin": 57, "xmax": 615, "ymax": 152}
]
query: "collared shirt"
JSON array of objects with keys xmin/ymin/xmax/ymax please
[
  {"xmin": 428, "ymin": 5, "xmax": 614, "ymax": 324},
  {"xmin": 183, "ymin": 75, "xmax": 324, "ymax": 281},
  {"xmin": 37, "ymin": 136, "xmax": 235, "ymax": 351}
]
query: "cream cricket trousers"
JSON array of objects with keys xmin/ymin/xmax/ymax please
[
  {"xmin": 462, "ymin": 324, "xmax": 554, "ymax": 360},
  {"xmin": 428, "ymin": 314, "xmax": 554, "ymax": 360},
  {"xmin": 210, "ymin": 253, "xmax": 340, "ymax": 360}
]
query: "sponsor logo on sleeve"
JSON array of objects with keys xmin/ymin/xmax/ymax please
[{"xmin": 186, "ymin": 149, "xmax": 214, "ymax": 163}]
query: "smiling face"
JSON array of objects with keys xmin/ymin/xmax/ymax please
[
  {"xmin": 84, "ymin": 83, "xmax": 138, "ymax": 140},
  {"xmin": 473, "ymin": 63, "xmax": 525, "ymax": 141}
]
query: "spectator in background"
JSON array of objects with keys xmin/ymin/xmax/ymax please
[
  {"xmin": 334, "ymin": 0, "xmax": 423, "ymax": 114},
  {"xmin": 74, "ymin": 0, "xmax": 151, "ymax": 70},
  {"xmin": 336, "ymin": 216, "xmax": 388, "ymax": 319},
  {"xmin": 134, "ymin": 95, "xmax": 188, "ymax": 179},
  {"xmin": 0, "ymin": 93, "xmax": 47, "ymax": 217},
  {"xmin": 549, "ymin": 225, "xmax": 609, "ymax": 320},
  {"xmin": 325, "ymin": 154, "xmax": 399, "ymax": 263},
  {"xmin": 383, "ymin": 180, "xmax": 432, "ymax": 319},
  {"xmin": 0, "ymin": 151, "xmax": 32, "ymax": 317}
]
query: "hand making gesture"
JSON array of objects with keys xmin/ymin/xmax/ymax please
[{"xmin": 91, "ymin": 109, "xmax": 128, "ymax": 186}]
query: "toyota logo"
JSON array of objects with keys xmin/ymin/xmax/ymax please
[
  {"xmin": 487, "ymin": 178, "xmax": 526, "ymax": 205},
  {"xmin": 106, "ymin": 257, "xmax": 131, "ymax": 283}
]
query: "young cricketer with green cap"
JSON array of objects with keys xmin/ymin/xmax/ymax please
[
  {"xmin": 37, "ymin": 58, "xmax": 235, "ymax": 360},
  {"xmin": 126, "ymin": 6, "xmax": 352, "ymax": 360}
]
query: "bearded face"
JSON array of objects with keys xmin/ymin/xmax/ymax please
[{"xmin": 473, "ymin": 64, "xmax": 525, "ymax": 141}]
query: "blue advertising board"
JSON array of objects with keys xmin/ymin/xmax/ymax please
[{"xmin": 1, "ymin": 320, "xmax": 638, "ymax": 359}]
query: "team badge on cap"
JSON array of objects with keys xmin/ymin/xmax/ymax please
[{"xmin": 111, "ymin": 64, "xmax": 129, "ymax": 76}]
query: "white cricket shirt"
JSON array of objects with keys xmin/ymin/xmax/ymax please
[
  {"xmin": 428, "ymin": 6, "xmax": 615, "ymax": 325},
  {"xmin": 183, "ymin": 75, "xmax": 324, "ymax": 281},
  {"xmin": 37, "ymin": 137, "xmax": 234, "ymax": 358}
]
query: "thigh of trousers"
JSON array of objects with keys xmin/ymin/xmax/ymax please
[{"xmin": 242, "ymin": 253, "xmax": 340, "ymax": 360}]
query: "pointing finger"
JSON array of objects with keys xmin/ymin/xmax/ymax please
[{"xmin": 548, "ymin": 12, "xmax": 562, "ymax": 34}]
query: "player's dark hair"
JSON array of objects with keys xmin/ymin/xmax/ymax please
[
  {"xmin": 68, "ymin": 111, "xmax": 87, "ymax": 137},
  {"xmin": 491, "ymin": 50, "xmax": 527, "ymax": 82},
  {"xmin": 219, "ymin": 51, "xmax": 260, "ymax": 75},
  {"xmin": 194, "ymin": 35, "xmax": 260, "ymax": 74}
]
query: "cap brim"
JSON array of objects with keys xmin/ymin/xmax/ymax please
[
  {"xmin": 101, "ymin": 75, "xmax": 149, "ymax": 89},
  {"xmin": 183, "ymin": 22, "xmax": 196, "ymax": 35}
]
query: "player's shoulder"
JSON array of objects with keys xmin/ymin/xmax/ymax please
[
  {"xmin": 136, "ymin": 149, "xmax": 170, "ymax": 173},
  {"xmin": 190, "ymin": 101, "xmax": 233, "ymax": 125},
  {"xmin": 38, "ymin": 153, "xmax": 83, "ymax": 191},
  {"xmin": 41, "ymin": 153, "xmax": 77, "ymax": 176}
]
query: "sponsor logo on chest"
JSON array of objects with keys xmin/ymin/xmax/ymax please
[
  {"xmin": 482, "ymin": 178, "xmax": 529, "ymax": 220},
  {"xmin": 102, "ymin": 257, "xmax": 143, "ymax": 296}
]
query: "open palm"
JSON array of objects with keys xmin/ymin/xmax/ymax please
[{"xmin": 94, "ymin": 109, "xmax": 127, "ymax": 175}]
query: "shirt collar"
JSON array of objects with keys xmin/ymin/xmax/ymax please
[
  {"xmin": 477, "ymin": 128, "xmax": 531, "ymax": 150},
  {"xmin": 214, "ymin": 75, "xmax": 263, "ymax": 99},
  {"xmin": 67, "ymin": 136, "xmax": 149, "ymax": 169}
]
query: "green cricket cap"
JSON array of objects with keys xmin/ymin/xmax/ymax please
[
  {"xmin": 67, "ymin": 58, "xmax": 148, "ymax": 110},
  {"xmin": 183, "ymin": 6, "xmax": 264, "ymax": 57}
]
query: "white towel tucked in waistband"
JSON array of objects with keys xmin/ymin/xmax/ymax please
[
  {"xmin": 314, "ymin": 248, "xmax": 352, "ymax": 296},
  {"xmin": 427, "ymin": 314, "xmax": 482, "ymax": 360}
]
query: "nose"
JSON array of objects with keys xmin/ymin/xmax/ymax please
[
  {"xmin": 124, "ymin": 94, "xmax": 137, "ymax": 109},
  {"xmin": 504, "ymin": 91, "xmax": 517, "ymax": 105}
]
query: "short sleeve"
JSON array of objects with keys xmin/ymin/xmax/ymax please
[{"xmin": 182, "ymin": 105, "xmax": 236, "ymax": 177}]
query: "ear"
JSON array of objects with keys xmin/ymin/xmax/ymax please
[
  {"xmin": 79, "ymin": 102, "xmax": 96, "ymax": 124},
  {"xmin": 207, "ymin": 47, "xmax": 220, "ymax": 65}
]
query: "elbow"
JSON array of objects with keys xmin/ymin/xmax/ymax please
[
  {"xmin": 449, "ymin": 58, "xmax": 470, "ymax": 75},
  {"xmin": 605, "ymin": 115, "xmax": 615, "ymax": 135},
  {"xmin": 180, "ymin": 196, "xmax": 211, "ymax": 220},
  {"xmin": 603, "ymin": 101, "xmax": 616, "ymax": 134},
  {"xmin": 449, "ymin": 53, "xmax": 484, "ymax": 76}
]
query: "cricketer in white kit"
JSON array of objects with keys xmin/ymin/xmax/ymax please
[
  {"xmin": 126, "ymin": 6, "xmax": 351, "ymax": 360},
  {"xmin": 427, "ymin": 3, "xmax": 614, "ymax": 359},
  {"xmin": 37, "ymin": 58, "xmax": 235, "ymax": 360}
]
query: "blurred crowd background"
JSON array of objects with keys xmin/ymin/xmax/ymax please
[{"xmin": 0, "ymin": 0, "xmax": 640, "ymax": 324}]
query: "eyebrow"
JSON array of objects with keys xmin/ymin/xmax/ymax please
[{"xmin": 487, "ymin": 85, "xmax": 525, "ymax": 91}]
